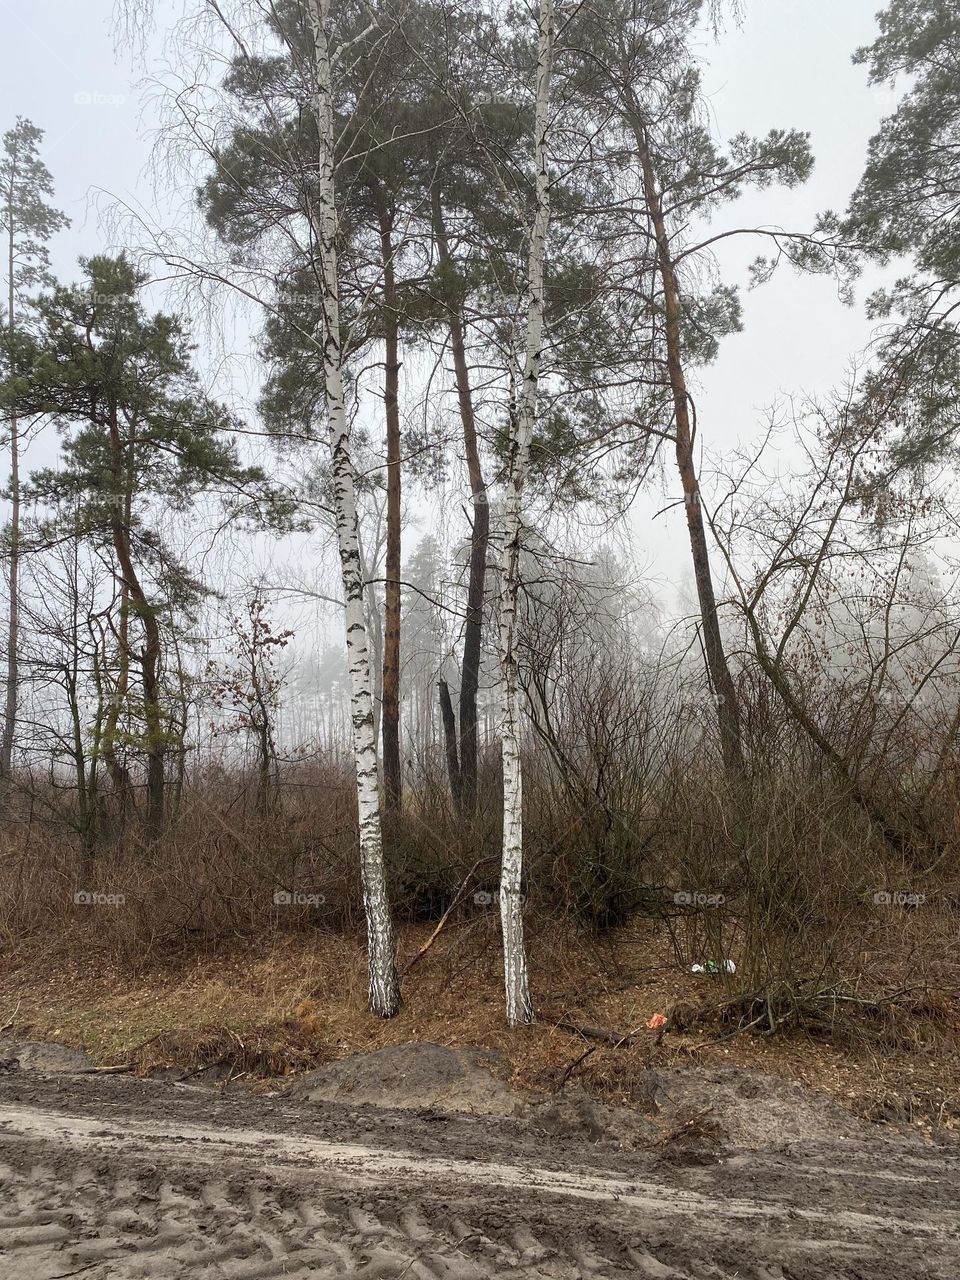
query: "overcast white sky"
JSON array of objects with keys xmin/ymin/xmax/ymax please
[{"xmin": 0, "ymin": 0, "xmax": 897, "ymax": 611}]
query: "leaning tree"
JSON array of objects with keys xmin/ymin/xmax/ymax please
[{"xmin": 563, "ymin": 0, "xmax": 849, "ymax": 776}]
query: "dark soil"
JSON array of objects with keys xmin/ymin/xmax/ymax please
[{"xmin": 0, "ymin": 1038, "xmax": 958, "ymax": 1277}]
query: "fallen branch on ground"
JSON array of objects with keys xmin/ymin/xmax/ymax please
[
  {"xmin": 555, "ymin": 1018, "xmax": 643, "ymax": 1047},
  {"xmin": 400, "ymin": 857, "xmax": 495, "ymax": 978},
  {"xmin": 554, "ymin": 1019, "xmax": 648, "ymax": 1090}
]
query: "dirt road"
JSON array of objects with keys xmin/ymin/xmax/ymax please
[{"xmin": 0, "ymin": 1068, "xmax": 958, "ymax": 1279}]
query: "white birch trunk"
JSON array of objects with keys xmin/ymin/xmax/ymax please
[
  {"xmin": 305, "ymin": 0, "xmax": 399, "ymax": 1017},
  {"xmin": 498, "ymin": 0, "xmax": 555, "ymax": 1028}
]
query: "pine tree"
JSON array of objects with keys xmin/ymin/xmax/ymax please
[
  {"xmin": 3, "ymin": 254, "xmax": 266, "ymax": 838},
  {"xmin": 200, "ymin": 0, "xmax": 438, "ymax": 817},
  {"xmin": 565, "ymin": 0, "xmax": 843, "ymax": 776},
  {"xmin": 845, "ymin": 0, "xmax": 960, "ymax": 475},
  {"xmin": 0, "ymin": 118, "xmax": 68, "ymax": 796}
]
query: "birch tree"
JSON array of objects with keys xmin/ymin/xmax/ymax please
[
  {"xmin": 303, "ymin": 0, "xmax": 400, "ymax": 1016},
  {"xmin": 121, "ymin": 0, "xmax": 403, "ymax": 1012},
  {"xmin": 498, "ymin": 0, "xmax": 556, "ymax": 1028}
]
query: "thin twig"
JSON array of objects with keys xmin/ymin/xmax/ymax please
[
  {"xmin": 688, "ymin": 1013, "xmax": 767, "ymax": 1051},
  {"xmin": 124, "ymin": 1031, "xmax": 166, "ymax": 1055},
  {"xmin": 0, "ymin": 1000, "xmax": 21, "ymax": 1035},
  {"xmin": 555, "ymin": 1020, "xmax": 647, "ymax": 1091},
  {"xmin": 176, "ymin": 1054, "xmax": 230, "ymax": 1084},
  {"xmin": 400, "ymin": 857, "xmax": 495, "ymax": 978}
]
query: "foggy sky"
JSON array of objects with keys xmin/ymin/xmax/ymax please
[{"xmin": 0, "ymin": 0, "xmax": 897, "ymax": 608}]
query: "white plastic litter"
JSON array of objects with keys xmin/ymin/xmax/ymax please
[{"xmin": 691, "ymin": 959, "xmax": 736, "ymax": 975}]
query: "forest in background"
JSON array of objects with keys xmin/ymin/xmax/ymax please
[{"xmin": 0, "ymin": 0, "xmax": 958, "ymax": 1048}]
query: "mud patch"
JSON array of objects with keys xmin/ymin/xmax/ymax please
[
  {"xmin": 525, "ymin": 1086, "xmax": 659, "ymax": 1148},
  {"xmin": 285, "ymin": 1041, "xmax": 523, "ymax": 1115},
  {"xmin": 653, "ymin": 1065, "xmax": 869, "ymax": 1149},
  {"xmin": 283, "ymin": 1042, "xmax": 908, "ymax": 1158},
  {"xmin": 1, "ymin": 1070, "xmax": 959, "ymax": 1280},
  {"xmin": 656, "ymin": 1107, "xmax": 726, "ymax": 1166},
  {"xmin": 0, "ymin": 1035, "xmax": 92, "ymax": 1074}
]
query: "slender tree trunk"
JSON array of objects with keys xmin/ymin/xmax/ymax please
[
  {"xmin": 87, "ymin": 628, "xmax": 106, "ymax": 859},
  {"xmin": 168, "ymin": 635, "xmax": 190, "ymax": 822},
  {"xmin": 103, "ymin": 415, "xmax": 136, "ymax": 828},
  {"xmin": 363, "ymin": 552, "xmax": 384, "ymax": 747},
  {"xmin": 306, "ymin": 0, "xmax": 400, "ymax": 1018},
  {"xmin": 108, "ymin": 403, "xmax": 164, "ymax": 838},
  {"xmin": 431, "ymin": 183, "xmax": 489, "ymax": 815},
  {"xmin": 103, "ymin": 583, "xmax": 134, "ymax": 823},
  {"xmin": 437, "ymin": 677, "xmax": 462, "ymax": 809},
  {"xmin": 114, "ymin": 559, "xmax": 163, "ymax": 836},
  {"xmin": 1, "ymin": 193, "xmax": 20, "ymax": 796},
  {"xmin": 376, "ymin": 190, "xmax": 402, "ymax": 815},
  {"xmin": 498, "ymin": 0, "xmax": 555, "ymax": 1028},
  {"xmin": 65, "ymin": 535, "xmax": 92, "ymax": 856},
  {"xmin": 629, "ymin": 105, "xmax": 744, "ymax": 777},
  {"xmin": 248, "ymin": 638, "xmax": 279, "ymax": 816}
]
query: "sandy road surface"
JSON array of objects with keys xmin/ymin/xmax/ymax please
[{"xmin": 0, "ymin": 1070, "xmax": 958, "ymax": 1279}]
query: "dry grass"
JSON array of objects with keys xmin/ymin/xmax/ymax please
[
  {"xmin": 1, "ymin": 759, "xmax": 957, "ymax": 1131},
  {"xmin": 1, "ymin": 912, "xmax": 957, "ymax": 1132}
]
